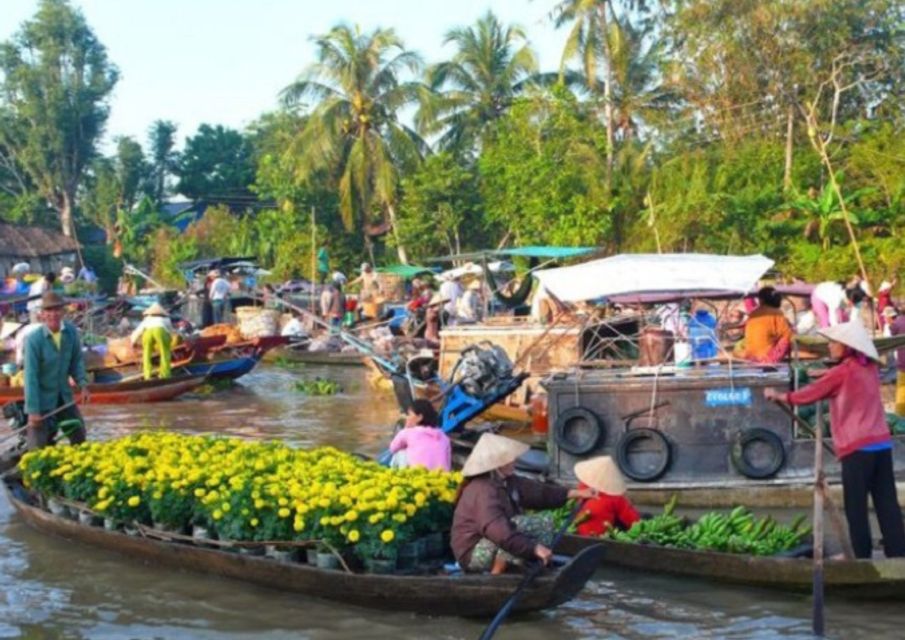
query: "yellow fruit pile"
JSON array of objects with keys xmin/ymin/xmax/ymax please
[{"xmin": 20, "ymin": 433, "xmax": 461, "ymax": 551}]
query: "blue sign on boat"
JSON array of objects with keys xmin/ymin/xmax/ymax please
[{"xmin": 704, "ymin": 387, "xmax": 752, "ymax": 407}]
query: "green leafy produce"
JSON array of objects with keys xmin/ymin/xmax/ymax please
[
  {"xmin": 608, "ymin": 499, "xmax": 810, "ymax": 556},
  {"xmin": 294, "ymin": 377, "xmax": 343, "ymax": 396}
]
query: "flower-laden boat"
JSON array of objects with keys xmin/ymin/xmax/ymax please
[{"xmin": 6, "ymin": 433, "xmax": 603, "ymax": 615}]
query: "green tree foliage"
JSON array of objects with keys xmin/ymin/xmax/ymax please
[
  {"xmin": 281, "ymin": 24, "xmax": 427, "ymax": 263},
  {"xmin": 80, "ymin": 136, "xmax": 147, "ymax": 243},
  {"xmin": 479, "ymin": 89, "xmax": 612, "ymax": 246},
  {"xmin": 147, "ymin": 120, "xmax": 178, "ymax": 203},
  {"xmin": 0, "ymin": 0, "xmax": 118, "ymax": 237},
  {"xmin": 395, "ymin": 152, "xmax": 486, "ymax": 260},
  {"xmin": 418, "ymin": 12, "xmax": 538, "ymax": 153},
  {"xmin": 176, "ymin": 124, "xmax": 256, "ymax": 205}
]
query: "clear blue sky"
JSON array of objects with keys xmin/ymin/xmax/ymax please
[{"xmin": 3, "ymin": 0, "xmax": 570, "ymax": 152}]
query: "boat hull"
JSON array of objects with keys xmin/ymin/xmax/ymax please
[
  {"xmin": 4, "ymin": 482, "xmax": 604, "ymax": 616},
  {"xmin": 263, "ymin": 347, "xmax": 365, "ymax": 366},
  {"xmin": 557, "ymin": 534, "xmax": 905, "ymax": 598},
  {"xmin": 182, "ymin": 355, "xmax": 260, "ymax": 380},
  {"xmin": 0, "ymin": 375, "xmax": 207, "ymax": 404}
]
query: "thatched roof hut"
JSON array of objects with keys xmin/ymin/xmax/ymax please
[{"xmin": 0, "ymin": 222, "xmax": 80, "ymax": 277}]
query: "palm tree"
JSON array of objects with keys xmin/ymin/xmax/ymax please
[
  {"xmin": 552, "ymin": 0, "xmax": 616, "ymax": 187},
  {"xmin": 281, "ymin": 25, "xmax": 427, "ymax": 263},
  {"xmin": 607, "ymin": 18, "xmax": 669, "ymax": 142},
  {"xmin": 418, "ymin": 11, "xmax": 538, "ymax": 153}
]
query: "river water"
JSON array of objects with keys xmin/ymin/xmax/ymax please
[{"xmin": 0, "ymin": 364, "xmax": 898, "ymax": 639}]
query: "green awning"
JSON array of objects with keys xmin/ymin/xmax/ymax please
[
  {"xmin": 425, "ymin": 246, "xmax": 596, "ymax": 262},
  {"xmin": 376, "ymin": 264, "xmax": 434, "ymax": 278}
]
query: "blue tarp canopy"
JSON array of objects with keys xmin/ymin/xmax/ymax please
[{"xmin": 425, "ymin": 246, "xmax": 596, "ymax": 262}]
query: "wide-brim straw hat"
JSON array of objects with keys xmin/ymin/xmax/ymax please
[
  {"xmin": 427, "ymin": 293, "xmax": 448, "ymax": 307},
  {"xmin": 818, "ymin": 320, "xmax": 879, "ymax": 361},
  {"xmin": 143, "ymin": 302, "xmax": 169, "ymax": 317},
  {"xmin": 883, "ymin": 306, "xmax": 898, "ymax": 318},
  {"xmin": 461, "ymin": 433, "xmax": 530, "ymax": 477},
  {"xmin": 574, "ymin": 456, "xmax": 626, "ymax": 496},
  {"xmin": 41, "ymin": 291, "xmax": 66, "ymax": 310},
  {"xmin": 879, "ymin": 280, "xmax": 893, "ymax": 293}
]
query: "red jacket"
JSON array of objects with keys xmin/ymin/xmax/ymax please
[
  {"xmin": 786, "ymin": 356, "xmax": 890, "ymax": 459},
  {"xmin": 575, "ymin": 484, "xmax": 640, "ymax": 537}
]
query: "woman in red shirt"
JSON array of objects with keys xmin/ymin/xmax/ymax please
[
  {"xmin": 574, "ymin": 456, "xmax": 640, "ymax": 537},
  {"xmin": 765, "ymin": 321, "xmax": 905, "ymax": 559}
]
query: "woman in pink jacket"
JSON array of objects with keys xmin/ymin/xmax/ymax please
[
  {"xmin": 389, "ymin": 399, "xmax": 451, "ymax": 471},
  {"xmin": 765, "ymin": 321, "xmax": 905, "ymax": 558}
]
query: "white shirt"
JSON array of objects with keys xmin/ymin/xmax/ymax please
[
  {"xmin": 209, "ymin": 277, "xmax": 231, "ymax": 301},
  {"xmin": 796, "ymin": 310, "xmax": 817, "ymax": 336},
  {"xmin": 813, "ymin": 282, "xmax": 847, "ymax": 326},
  {"xmin": 130, "ymin": 316, "xmax": 173, "ymax": 345},
  {"xmin": 15, "ymin": 323, "xmax": 41, "ymax": 366},
  {"xmin": 26, "ymin": 279, "xmax": 48, "ymax": 312},
  {"xmin": 281, "ymin": 318, "xmax": 308, "ymax": 338},
  {"xmin": 439, "ymin": 280, "xmax": 462, "ymax": 316},
  {"xmin": 456, "ymin": 290, "xmax": 481, "ymax": 322}
]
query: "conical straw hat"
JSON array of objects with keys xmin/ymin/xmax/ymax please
[
  {"xmin": 143, "ymin": 303, "xmax": 169, "ymax": 317},
  {"xmin": 461, "ymin": 433, "xmax": 530, "ymax": 477},
  {"xmin": 818, "ymin": 320, "xmax": 879, "ymax": 361},
  {"xmin": 574, "ymin": 456, "xmax": 626, "ymax": 495}
]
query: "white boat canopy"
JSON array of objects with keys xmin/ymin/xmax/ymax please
[
  {"xmin": 439, "ymin": 260, "xmax": 514, "ymax": 280},
  {"xmin": 533, "ymin": 253, "xmax": 775, "ymax": 303}
]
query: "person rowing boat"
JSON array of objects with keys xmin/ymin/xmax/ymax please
[{"xmin": 451, "ymin": 433, "xmax": 592, "ymax": 574}]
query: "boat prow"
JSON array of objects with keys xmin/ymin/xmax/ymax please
[{"xmin": 3, "ymin": 477, "xmax": 602, "ymax": 616}]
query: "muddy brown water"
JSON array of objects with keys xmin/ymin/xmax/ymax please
[{"xmin": 0, "ymin": 364, "xmax": 898, "ymax": 639}]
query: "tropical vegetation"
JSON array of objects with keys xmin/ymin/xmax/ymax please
[{"xmin": 3, "ymin": 0, "xmax": 905, "ymax": 289}]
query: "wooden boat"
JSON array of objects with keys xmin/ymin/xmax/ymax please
[
  {"xmin": 263, "ymin": 346, "xmax": 365, "ymax": 366},
  {"xmin": 3, "ymin": 478, "xmax": 604, "ymax": 616},
  {"xmin": 0, "ymin": 375, "xmax": 207, "ymax": 404},
  {"xmin": 181, "ymin": 354, "xmax": 260, "ymax": 381},
  {"xmin": 556, "ymin": 534, "xmax": 905, "ymax": 598}
]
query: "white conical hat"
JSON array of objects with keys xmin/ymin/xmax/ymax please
[
  {"xmin": 143, "ymin": 303, "xmax": 169, "ymax": 317},
  {"xmin": 818, "ymin": 320, "xmax": 879, "ymax": 361},
  {"xmin": 574, "ymin": 456, "xmax": 626, "ymax": 495},
  {"xmin": 461, "ymin": 433, "xmax": 530, "ymax": 477}
]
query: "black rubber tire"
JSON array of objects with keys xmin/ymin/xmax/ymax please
[
  {"xmin": 553, "ymin": 407, "xmax": 604, "ymax": 455},
  {"xmin": 731, "ymin": 427, "xmax": 786, "ymax": 479},
  {"xmin": 616, "ymin": 428, "xmax": 671, "ymax": 482}
]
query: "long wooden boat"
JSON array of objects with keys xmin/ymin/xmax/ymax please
[
  {"xmin": 0, "ymin": 375, "xmax": 207, "ymax": 404},
  {"xmin": 3, "ymin": 479, "xmax": 604, "ymax": 616},
  {"xmin": 556, "ymin": 534, "xmax": 905, "ymax": 598},
  {"xmin": 181, "ymin": 355, "xmax": 260, "ymax": 381},
  {"xmin": 263, "ymin": 346, "xmax": 365, "ymax": 366}
]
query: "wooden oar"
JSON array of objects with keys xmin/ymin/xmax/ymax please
[
  {"xmin": 0, "ymin": 400, "xmax": 79, "ymax": 449},
  {"xmin": 479, "ymin": 502, "xmax": 583, "ymax": 640}
]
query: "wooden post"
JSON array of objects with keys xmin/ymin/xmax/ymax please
[
  {"xmin": 310, "ymin": 206, "xmax": 316, "ymax": 316},
  {"xmin": 812, "ymin": 401, "xmax": 826, "ymax": 636}
]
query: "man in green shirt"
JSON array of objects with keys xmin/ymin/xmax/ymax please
[
  {"xmin": 316, "ymin": 245, "xmax": 329, "ymax": 284},
  {"xmin": 23, "ymin": 292, "xmax": 89, "ymax": 450}
]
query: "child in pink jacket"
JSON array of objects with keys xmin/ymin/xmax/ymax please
[{"xmin": 389, "ymin": 399, "xmax": 451, "ymax": 471}]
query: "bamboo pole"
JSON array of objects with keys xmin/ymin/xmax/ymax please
[
  {"xmin": 812, "ymin": 401, "xmax": 826, "ymax": 637},
  {"xmin": 310, "ymin": 206, "xmax": 316, "ymax": 316}
]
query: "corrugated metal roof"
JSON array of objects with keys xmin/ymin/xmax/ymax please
[{"xmin": 0, "ymin": 223, "xmax": 80, "ymax": 258}]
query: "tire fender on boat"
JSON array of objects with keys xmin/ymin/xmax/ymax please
[
  {"xmin": 730, "ymin": 427, "xmax": 786, "ymax": 479},
  {"xmin": 615, "ymin": 428, "xmax": 671, "ymax": 482},
  {"xmin": 553, "ymin": 407, "xmax": 605, "ymax": 455}
]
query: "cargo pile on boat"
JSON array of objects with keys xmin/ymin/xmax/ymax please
[
  {"xmin": 605, "ymin": 499, "xmax": 811, "ymax": 556},
  {"xmin": 19, "ymin": 433, "xmax": 461, "ymax": 571}
]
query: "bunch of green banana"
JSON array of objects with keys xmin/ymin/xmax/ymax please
[{"xmin": 607, "ymin": 499, "xmax": 811, "ymax": 556}]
